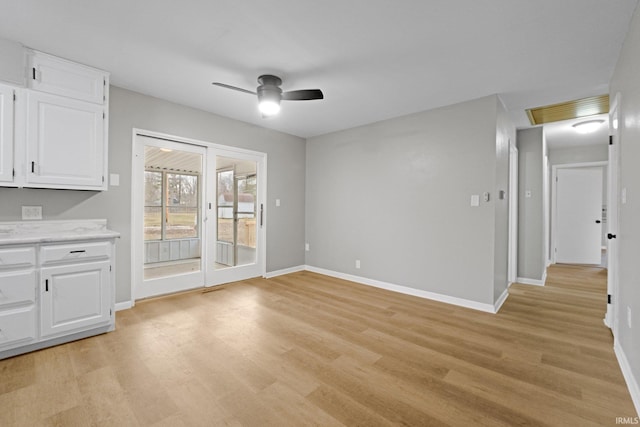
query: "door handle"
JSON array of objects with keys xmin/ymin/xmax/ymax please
[
  {"xmin": 608, "ymin": 233, "xmax": 617, "ymax": 239},
  {"xmin": 595, "ymin": 220, "xmax": 601, "ymax": 224},
  {"xmin": 260, "ymin": 203, "xmax": 264, "ymax": 227}
]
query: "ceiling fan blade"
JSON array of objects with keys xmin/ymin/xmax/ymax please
[
  {"xmin": 281, "ymin": 89, "xmax": 324, "ymax": 101},
  {"xmin": 212, "ymin": 82, "xmax": 256, "ymax": 95}
]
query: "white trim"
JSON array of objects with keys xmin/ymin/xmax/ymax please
[
  {"xmin": 115, "ymin": 301, "xmax": 133, "ymax": 311},
  {"xmin": 493, "ymin": 288, "xmax": 510, "ymax": 313},
  {"xmin": 305, "ymin": 265, "xmax": 500, "ymax": 313},
  {"xmin": 508, "ymin": 143, "xmax": 519, "ymax": 285},
  {"xmin": 516, "ymin": 276, "xmax": 545, "ymax": 286},
  {"xmin": 264, "ymin": 265, "xmax": 306, "ymax": 279},
  {"xmin": 614, "ymin": 340, "xmax": 640, "ymax": 417}
]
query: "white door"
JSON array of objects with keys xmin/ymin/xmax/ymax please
[
  {"xmin": 25, "ymin": 91, "xmax": 105, "ymax": 189},
  {"xmin": 206, "ymin": 149, "xmax": 266, "ymax": 286},
  {"xmin": 606, "ymin": 95, "xmax": 620, "ymax": 332},
  {"xmin": 133, "ymin": 135, "xmax": 207, "ymax": 299},
  {"xmin": 555, "ymin": 168, "xmax": 603, "ymax": 264},
  {"xmin": 40, "ymin": 261, "xmax": 111, "ymax": 337}
]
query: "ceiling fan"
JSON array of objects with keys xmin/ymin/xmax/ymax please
[{"xmin": 212, "ymin": 75, "xmax": 323, "ymax": 117}]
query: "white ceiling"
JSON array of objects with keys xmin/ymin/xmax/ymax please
[
  {"xmin": 544, "ymin": 114, "xmax": 610, "ymax": 150},
  {"xmin": 0, "ymin": 0, "xmax": 637, "ymax": 140}
]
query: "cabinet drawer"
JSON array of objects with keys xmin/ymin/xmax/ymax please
[
  {"xmin": 0, "ymin": 270, "xmax": 36, "ymax": 308},
  {"xmin": 41, "ymin": 241, "xmax": 111, "ymax": 265},
  {"xmin": 29, "ymin": 51, "xmax": 107, "ymax": 104},
  {"xmin": 0, "ymin": 247, "xmax": 36, "ymax": 269},
  {"xmin": 0, "ymin": 307, "xmax": 36, "ymax": 348}
]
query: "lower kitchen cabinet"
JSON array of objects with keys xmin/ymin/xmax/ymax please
[
  {"xmin": 0, "ymin": 220, "xmax": 118, "ymax": 360},
  {"xmin": 40, "ymin": 260, "xmax": 111, "ymax": 338}
]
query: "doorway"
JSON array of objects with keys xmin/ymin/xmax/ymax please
[
  {"xmin": 132, "ymin": 131, "xmax": 267, "ymax": 300},
  {"xmin": 551, "ymin": 163, "xmax": 606, "ymax": 265}
]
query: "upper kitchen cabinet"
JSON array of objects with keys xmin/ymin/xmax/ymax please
[
  {"xmin": 0, "ymin": 83, "xmax": 16, "ymax": 184},
  {"xmin": 25, "ymin": 91, "xmax": 105, "ymax": 189},
  {"xmin": 24, "ymin": 51, "xmax": 109, "ymax": 190},
  {"xmin": 29, "ymin": 51, "xmax": 107, "ymax": 104}
]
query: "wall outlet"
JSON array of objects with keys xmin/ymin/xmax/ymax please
[
  {"xmin": 355, "ymin": 259, "xmax": 361, "ymax": 269},
  {"xmin": 628, "ymin": 306, "xmax": 632, "ymax": 329},
  {"xmin": 276, "ymin": 199, "xmax": 281, "ymax": 207},
  {"xmin": 305, "ymin": 243, "xmax": 310, "ymax": 251},
  {"xmin": 22, "ymin": 205, "xmax": 42, "ymax": 220}
]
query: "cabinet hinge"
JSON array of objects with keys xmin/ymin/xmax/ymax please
[
  {"xmin": 32, "ymin": 67, "xmax": 36, "ymax": 80},
  {"xmin": 13, "ymin": 92, "xmax": 16, "ymax": 102},
  {"xmin": 609, "ymin": 135, "xmax": 613, "ymax": 145},
  {"xmin": 109, "ymin": 264, "xmax": 112, "ymax": 272},
  {"xmin": 102, "ymin": 176, "xmax": 105, "ymax": 183},
  {"xmin": 110, "ymin": 308, "xmax": 113, "ymax": 316},
  {"xmin": 103, "ymin": 112, "xmax": 105, "ymax": 119},
  {"xmin": 608, "ymin": 294, "xmax": 612, "ymax": 304},
  {"xmin": 12, "ymin": 168, "xmax": 15, "ymax": 178}
]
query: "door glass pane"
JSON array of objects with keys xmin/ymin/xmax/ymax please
[
  {"xmin": 217, "ymin": 170, "xmax": 234, "ymax": 245},
  {"xmin": 143, "ymin": 145, "xmax": 202, "ymax": 280},
  {"xmin": 236, "ymin": 175, "xmax": 256, "ymax": 266},
  {"xmin": 215, "ymin": 157, "xmax": 257, "ymax": 269},
  {"xmin": 144, "ymin": 171, "xmax": 162, "ymax": 241}
]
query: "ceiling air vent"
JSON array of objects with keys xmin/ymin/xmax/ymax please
[{"xmin": 526, "ymin": 95, "xmax": 609, "ymax": 125}]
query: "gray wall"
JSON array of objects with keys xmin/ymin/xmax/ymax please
[
  {"xmin": 517, "ymin": 127, "xmax": 545, "ymax": 281},
  {"xmin": 305, "ymin": 95, "xmax": 510, "ymax": 306},
  {"xmin": 610, "ymin": 1, "xmax": 640, "ymax": 404},
  {"xmin": 0, "ymin": 86, "xmax": 307, "ymax": 303}
]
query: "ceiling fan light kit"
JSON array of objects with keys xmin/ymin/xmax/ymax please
[{"xmin": 212, "ymin": 74, "xmax": 323, "ymax": 118}]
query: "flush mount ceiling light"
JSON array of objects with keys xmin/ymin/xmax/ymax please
[{"xmin": 572, "ymin": 119, "xmax": 605, "ymax": 134}]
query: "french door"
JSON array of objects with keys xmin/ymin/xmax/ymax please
[
  {"xmin": 205, "ymin": 150, "xmax": 266, "ymax": 286},
  {"xmin": 132, "ymin": 132, "xmax": 266, "ymax": 300}
]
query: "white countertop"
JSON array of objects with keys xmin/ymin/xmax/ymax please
[{"xmin": 0, "ymin": 219, "xmax": 120, "ymax": 245}]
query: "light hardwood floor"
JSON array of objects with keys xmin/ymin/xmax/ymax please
[{"xmin": 0, "ymin": 264, "xmax": 636, "ymax": 426}]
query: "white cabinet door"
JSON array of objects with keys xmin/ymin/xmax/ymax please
[
  {"xmin": 29, "ymin": 52, "xmax": 107, "ymax": 104},
  {"xmin": 0, "ymin": 83, "xmax": 14, "ymax": 184},
  {"xmin": 26, "ymin": 91, "xmax": 106, "ymax": 189},
  {"xmin": 40, "ymin": 260, "xmax": 111, "ymax": 337}
]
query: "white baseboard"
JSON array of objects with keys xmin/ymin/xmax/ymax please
[
  {"xmin": 494, "ymin": 288, "xmax": 510, "ymax": 313},
  {"xmin": 516, "ymin": 276, "xmax": 545, "ymax": 286},
  {"xmin": 264, "ymin": 265, "xmax": 306, "ymax": 279},
  {"xmin": 115, "ymin": 301, "xmax": 133, "ymax": 311},
  {"xmin": 304, "ymin": 265, "xmax": 499, "ymax": 313},
  {"xmin": 615, "ymin": 340, "xmax": 640, "ymax": 417}
]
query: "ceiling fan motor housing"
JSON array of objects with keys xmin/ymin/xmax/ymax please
[{"xmin": 257, "ymin": 75, "xmax": 283, "ymax": 103}]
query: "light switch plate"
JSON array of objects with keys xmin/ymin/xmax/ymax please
[
  {"xmin": 470, "ymin": 195, "xmax": 480, "ymax": 207},
  {"xmin": 22, "ymin": 205, "xmax": 42, "ymax": 220}
]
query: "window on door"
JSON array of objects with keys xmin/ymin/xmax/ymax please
[
  {"xmin": 143, "ymin": 145, "xmax": 202, "ymax": 280},
  {"xmin": 144, "ymin": 171, "xmax": 199, "ymax": 241},
  {"xmin": 215, "ymin": 157, "xmax": 258, "ymax": 269}
]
